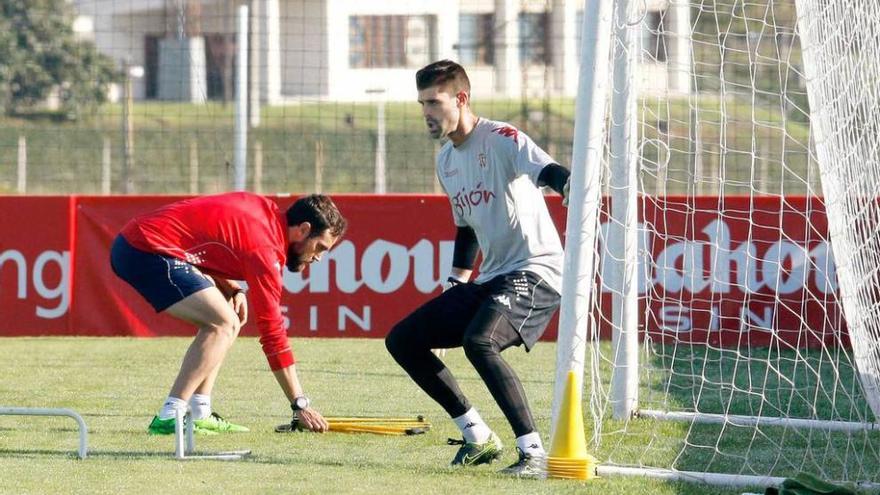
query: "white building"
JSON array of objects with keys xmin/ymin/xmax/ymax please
[{"xmin": 72, "ymin": 0, "xmax": 690, "ymax": 103}]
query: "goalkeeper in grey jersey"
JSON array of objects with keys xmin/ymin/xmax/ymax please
[{"xmin": 385, "ymin": 60, "xmax": 570, "ymax": 478}]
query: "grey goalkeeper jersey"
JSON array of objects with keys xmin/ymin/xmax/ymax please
[{"xmin": 437, "ymin": 118, "xmax": 563, "ymax": 293}]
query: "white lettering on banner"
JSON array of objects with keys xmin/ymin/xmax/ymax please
[
  {"xmin": 276, "ymin": 221, "xmax": 837, "ymax": 304},
  {"xmin": 808, "ymin": 242, "xmax": 837, "ymax": 294},
  {"xmin": 339, "ymin": 306, "xmax": 370, "ymax": 331},
  {"xmin": 0, "ymin": 250, "xmax": 27, "ymax": 298},
  {"xmin": 740, "ymin": 306, "xmax": 775, "ymax": 333},
  {"xmin": 656, "ymin": 302, "xmax": 780, "ymax": 334},
  {"xmin": 0, "ymin": 249, "xmax": 69, "ymax": 319},
  {"xmin": 283, "ymin": 305, "xmax": 371, "ymax": 333},
  {"xmin": 708, "ymin": 305, "xmax": 721, "ymax": 332},
  {"xmin": 658, "ymin": 304, "xmax": 692, "ymax": 333},
  {"xmin": 602, "ymin": 219, "xmax": 838, "ymax": 296},
  {"xmin": 284, "ymin": 239, "xmax": 454, "ymax": 294}
]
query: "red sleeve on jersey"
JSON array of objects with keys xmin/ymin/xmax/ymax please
[{"xmin": 243, "ymin": 248, "xmax": 295, "ymax": 371}]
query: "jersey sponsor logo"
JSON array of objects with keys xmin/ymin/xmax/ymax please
[
  {"xmin": 452, "ymin": 182, "xmax": 497, "ymax": 217},
  {"xmin": 491, "ymin": 126, "xmax": 519, "ymax": 144}
]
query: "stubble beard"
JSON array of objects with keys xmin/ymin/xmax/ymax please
[{"xmin": 286, "ymin": 244, "xmax": 306, "ymax": 272}]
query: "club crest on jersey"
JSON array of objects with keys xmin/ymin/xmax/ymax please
[
  {"xmin": 491, "ymin": 126, "xmax": 519, "ymax": 144},
  {"xmin": 478, "ymin": 153, "xmax": 487, "ymax": 168}
]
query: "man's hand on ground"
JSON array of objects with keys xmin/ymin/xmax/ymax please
[{"xmin": 296, "ymin": 407, "xmax": 329, "ymax": 433}]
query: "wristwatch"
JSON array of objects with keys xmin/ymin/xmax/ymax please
[{"xmin": 292, "ymin": 396, "xmax": 311, "ymax": 411}]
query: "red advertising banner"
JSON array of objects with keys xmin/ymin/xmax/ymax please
[
  {"xmin": 0, "ymin": 194, "xmax": 845, "ymax": 348},
  {"xmin": 71, "ymin": 195, "xmax": 192, "ymax": 336},
  {"xmin": 633, "ymin": 196, "xmax": 844, "ymax": 349},
  {"xmin": 0, "ymin": 196, "xmax": 71, "ymax": 335}
]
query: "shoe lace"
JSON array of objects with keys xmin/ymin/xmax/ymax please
[
  {"xmin": 511, "ymin": 447, "xmax": 543, "ymax": 467},
  {"xmin": 506, "ymin": 447, "xmax": 527, "ymax": 466},
  {"xmin": 210, "ymin": 412, "xmax": 228, "ymax": 424}
]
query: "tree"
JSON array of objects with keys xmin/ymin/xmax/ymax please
[{"xmin": 0, "ymin": 0, "xmax": 119, "ymax": 118}]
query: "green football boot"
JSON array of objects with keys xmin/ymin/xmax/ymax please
[
  {"xmin": 192, "ymin": 412, "xmax": 250, "ymax": 433},
  {"xmin": 147, "ymin": 415, "xmax": 219, "ymax": 435},
  {"xmin": 147, "ymin": 416, "xmax": 176, "ymax": 435},
  {"xmin": 449, "ymin": 432, "xmax": 503, "ymax": 466}
]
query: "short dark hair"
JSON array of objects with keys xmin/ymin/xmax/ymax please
[
  {"xmin": 416, "ymin": 59, "xmax": 470, "ymax": 95},
  {"xmin": 286, "ymin": 194, "xmax": 347, "ymax": 238}
]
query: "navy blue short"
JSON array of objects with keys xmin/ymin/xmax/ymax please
[{"xmin": 109, "ymin": 234, "xmax": 215, "ymax": 312}]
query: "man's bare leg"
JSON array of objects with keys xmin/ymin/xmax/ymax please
[
  {"xmin": 163, "ymin": 287, "xmax": 240, "ymax": 401},
  {"xmin": 188, "ymin": 318, "xmax": 242, "ymax": 420}
]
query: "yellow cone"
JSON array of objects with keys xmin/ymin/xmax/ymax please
[
  {"xmin": 548, "ymin": 370, "xmax": 589, "ymax": 459},
  {"xmin": 546, "ymin": 370, "xmax": 596, "ymax": 480}
]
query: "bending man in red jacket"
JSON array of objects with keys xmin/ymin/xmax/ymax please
[{"xmin": 110, "ymin": 192, "xmax": 347, "ymax": 434}]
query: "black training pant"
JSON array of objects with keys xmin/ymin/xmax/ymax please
[{"xmin": 385, "ymin": 271, "xmax": 559, "ymax": 438}]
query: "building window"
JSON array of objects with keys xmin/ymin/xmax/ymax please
[
  {"xmin": 458, "ymin": 13, "xmax": 495, "ymax": 66},
  {"xmin": 643, "ymin": 10, "xmax": 668, "ymax": 62},
  {"xmin": 204, "ymin": 34, "xmax": 236, "ymax": 100},
  {"xmin": 144, "ymin": 35, "xmax": 160, "ymax": 99},
  {"xmin": 145, "ymin": 33, "xmax": 235, "ymax": 100},
  {"xmin": 519, "ymin": 12, "xmax": 550, "ymax": 65},
  {"xmin": 349, "ymin": 15, "xmax": 436, "ymax": 68}
]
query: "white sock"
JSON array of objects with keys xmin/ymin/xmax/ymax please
[
  {"xmin": 189, "ymin": 394, "xmax": 212, "ymax": 420},
  {"xmin": 516, "ymin": 432, "xmax": 545, "ymax": 457},
  {"xmin": 157, "ymin": 396, "xmax": 189, "ymax": 420},
  {"xmin": 452, "ymin": 408, "xmax": 492, "ymax": 443}
]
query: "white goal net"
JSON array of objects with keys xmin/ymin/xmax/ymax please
[{"xmin": 556, "ymin": 0, "xmax": 880, "ymax": 487}]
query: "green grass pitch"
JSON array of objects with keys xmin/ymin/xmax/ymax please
[{"xmin": 0, "ymin": 337, "xmax": 872, "ymax": 495}]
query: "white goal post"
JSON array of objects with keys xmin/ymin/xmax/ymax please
[{"xmin": 555, "ymin": 0, "xmax": 880, "ymax": 488}]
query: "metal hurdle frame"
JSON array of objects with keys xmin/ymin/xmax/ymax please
[
  {"xmin": 0, "ymin": 407, "xmax": 88, "ymax": 459},
  {"xmin": 174, "ymin": 409, "xmax": 250, "ymax": 460}
]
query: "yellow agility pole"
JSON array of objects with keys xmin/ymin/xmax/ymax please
[
  {"xmin": 323, "ymin": 416, "xmax": 427, "ymax": 424},
  {"xmin": 328, "ymin": 421, "xmax": 429, "ymax": 428},
  {"xmin": 327, "ymin": 423, "xmax": 429, "ymax": 436},
  {"xmin": 327, "ymin": 420, "xmax": 429, "ymax": 428},
  {"xmin": 275, "ymin": 415, "xmax": 432, "ymax": 436}
]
